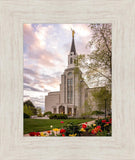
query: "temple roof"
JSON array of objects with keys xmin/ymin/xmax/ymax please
[
  {"xmin": 70, "ymin": 30, "xmax": 76, "ymax": 55},
  {"xmin": 70, "ymin": 37, "xmax": 76, "ymax": 55}
]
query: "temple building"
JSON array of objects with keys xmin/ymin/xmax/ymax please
[{"xmin": 45, "ymin": 30, "xmax": 98, "ymax": 117}]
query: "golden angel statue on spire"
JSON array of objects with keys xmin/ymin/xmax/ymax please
[{"xmin": 71, "ymin": 28, "xmax": 75, "ymax": 37}]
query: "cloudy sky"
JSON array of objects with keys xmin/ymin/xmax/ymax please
[{"xmin": 23, "ymin": 24, "xmax": 92, "ymax": 111}]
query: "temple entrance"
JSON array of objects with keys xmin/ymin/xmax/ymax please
[
  {"xmin": 59, "ymin": 106, "xmax": 65, "ymax": 114},
  {"xmin": 68, "ymin": 108, "xmax": 72, "ymax": 116}
]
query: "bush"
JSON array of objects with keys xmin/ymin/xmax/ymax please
[
  {"xmin": 24, "ymin": 113, "xmax": 30, "ymax": 118},
  {"xmin": 37, "ymin": 113, "xmax": 43, "ymax": 117},
  {"xmin": 43, "ymin": 111, "xmax": 52, "ymax": 117},
  {"xmin": 49, "ymin": 114, "xmax": 68, "ymax": 119},
  {"xmin": 95, "ymin": 117, "xmax": 112, "ymax": 135},
  {"xmin": 91, "ymin": 110, "xmax": 105, "ymax": 115},
  {"xmin": 64, "ymin": 122, "xmax": 81, "ymax": 136}
]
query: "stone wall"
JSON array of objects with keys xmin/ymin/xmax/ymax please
[{"xmin": 45, "ymin": 92, "xmax": 60, "ymax": 112}]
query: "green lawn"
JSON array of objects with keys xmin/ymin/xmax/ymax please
[{"xmin": 24, "ymin": 119, "xmax": 94, "ymax": 134}]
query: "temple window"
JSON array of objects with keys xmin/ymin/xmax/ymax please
[
  {"xmin": 70, "ymin": 57, "xmax": 72, "ymax": 64},
  {"xmin": 67, "ymin": 78, "xmax": 73, "ymax": 104}
]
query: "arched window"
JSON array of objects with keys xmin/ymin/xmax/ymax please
[
  {"xmin": 67, "ymin": 78, "xmax": 73, "ymax": 104},
  {"xmin": 70, "ymin": 58, "xmax": 72, "ymax": 64},
  {"xmin": 59, "ymin": 106, "xmax": 65, "ymax": 114}
]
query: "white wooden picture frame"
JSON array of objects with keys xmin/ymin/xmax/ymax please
[{"xmin": 0, "ymin": 0, "xmax": 135, "ymax": 159}]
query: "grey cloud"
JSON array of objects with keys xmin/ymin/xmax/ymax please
[
  {"xmin": 23, "ymin": 75, "xmax": 32, "ymax": 84},
  {"xmin": 24, "ymin": 84, "xmax": 50, "ymax": 93},
  {"xmin": 24, "ymin": 85, "xmax": 42, "ymax": 92},
  {"xmin": 24, "ymin": 68, "xmax": 37, "ymax": 76}
]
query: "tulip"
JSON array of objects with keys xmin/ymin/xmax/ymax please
[
  {"xmin": 47, "ymin": 130, "xmax": 51, "ymax": 134},
  {"xmin": 35, "ymin": 132, "xmax": 40, "ymax": 136},
  {"xmin": 102, "ymin": 120, "xmax": 106, "ymax": 123},
  {"xmin": 96, "ymin": 126, "xmax": 101, "ymax": 129},
  {"xmin": 82, "ymin": 124, "xmax": 87, "ymax": 129},
  {"xmin": 60, "ymin": 129, "xmax": 66, "ymax": 133},
  {"xmin": 80, "ymin": 128, "xmax": 86, "ymax": 132},
  {"xmin": 29, "ymin": 132, "xmax": 36, "ymax": 136}
]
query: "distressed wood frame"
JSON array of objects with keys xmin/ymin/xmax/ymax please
[{"xmin": 0, "ymin": 0, "xmax": 135, "ymax": 159}]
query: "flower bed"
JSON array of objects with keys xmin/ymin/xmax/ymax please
[{"xmin": 28, "ymin": 118, "xmax": 112, "ymax": 137}]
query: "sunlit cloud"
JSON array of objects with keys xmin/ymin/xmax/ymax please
[{"xmin": 61, "ymin": 24, "xmax": 91, "ymax": 37}]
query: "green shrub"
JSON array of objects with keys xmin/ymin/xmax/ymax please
[
  {"xmin": 91, "ymin": 110, "xmax": 104, "ymax": 115},
  {"xmin": 49, "ymin": 114, "xmax": 68, "ymax": 119},
  {"xmin": 64, "ymin": 122, "xmax": 81, "ymax": 136},
  {"xmin": 43, "ymin": 111, "xmax": 52, "ymax": 117},
  {"xmin": 24, "ymin": 113, "xmax": 30, "ymax": 118},
  {"xmin": 37, "ymin": 113, "xmax": 43, "ymax": 117}
]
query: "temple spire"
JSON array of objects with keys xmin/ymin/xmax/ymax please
[{"xmin": 70, "ymin": 29, "xmax": 76, "ymax": 55}]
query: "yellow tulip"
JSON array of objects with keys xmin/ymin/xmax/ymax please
[
  {"xmin": 80, "ymin": 128, "xmax": 86, "ymax": 132},
  {"xmin": 93, "ymin": 124, "xmax": 96, "ymax": 127},
  {"xmin": 40, "ymin": 132, "xmax": 45, "ymax": 136},
  {"xmin": 53, "ymin": 128, "xmax": 60, "ymax": 132},
  {"xmin": 69, "ymin": 133, "xmax": 77, "ymax": 137}
]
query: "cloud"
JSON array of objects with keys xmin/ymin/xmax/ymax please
[
  {"xmin": 24, "ymin": 24, "xmax": 65, "ymax": 70},
  {"xmin": 24, "ymin": 68, "xmax": 37, "ymax": 76},
  {"xmin": 24, "ymin": 85, "xmax": 42, "ymax": 92},
  {"xmin": 23, "ymin": 75, "xmax": 32, "ymax": 84},
  {"xmin": 24, "ymin": 67, "xmax": 61, "ymax": 94},
  {"xmin": 61, "ymin": 24, "xmax": 91, "ymax": 37}
]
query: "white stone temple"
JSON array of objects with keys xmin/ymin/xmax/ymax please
[{"xmin": 45, "ymin": 30, "xmax": 98, "ymax": 117}]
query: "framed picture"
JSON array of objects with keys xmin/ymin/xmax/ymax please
[
  {"xmin": 0, "ymin": 0, "xmax": 135, "ymax": 159},
  {"xmin": 23, "ymin": 23, "xmax": 112, "ymax": 137}
]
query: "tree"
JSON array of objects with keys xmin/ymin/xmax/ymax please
[
  {"xmin": 77, "ymin": 24, "xmax": 112, "ymax": 87},
  {"xmin": 43, "ymin": 111, "xmax": 52, "ymax": 117},
  {"xmin": 23, "ymin": 100, "xmax": 37, "ymax": 115},
  {"xmin": 24, "ymin": 104, "xmax": 34, "ymax": 116},
  {"xmin": 91, "ymin": 87, "xmax": 111, "ymax": 113},
  {"xmin": 37, "ymin": 107, "xmax": 42, "ymax": 117}
]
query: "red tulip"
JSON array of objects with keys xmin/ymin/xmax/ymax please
[
  {"xmin": 60, "ymin": 121, "xmax": 64, "ymax": 123},
  {"xmin": 85, "ymin": 122, "xmax": 87, "ymax": 124},
  {"xmin": 109, "ymin": 119, "xmax": 112, "ymax": 123},
  {"xmin": 60, "ymin": 129, "xmax": 66, "ymax": 133},
  {"xmin": 82, "ymin": 124, "xmax": 87, "ymax": 129},
  {"xmin": 105, "ymin": 122, "xmax": 110, "ymax": 124},
  {"xmin": 96, "ymin": 126, "xmax": 101, "ymax": 129},
  {"xmin": 29, "ymin": 132, "xmax": 36, "ymax": 136},
  {"xmin": 102, "ymin": 120, "xmax": 106, "ymax": 123},
  {"xmin": 62, "ymin": 134, "xmax": 65, "ymax": 136},
  {"xmin": 91, "ymin": 129, "xmax": 96, "ymax": 135},
  {"xmin": 35, "ymin": 132, "xmax": 40, "ymax": 136},
  {"xmin": 47, "ymin": 130, "xmax": 51, "ymax": 134}
]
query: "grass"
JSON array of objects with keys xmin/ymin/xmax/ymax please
[{"xmin": 24, "ymin": 118, "xmax": 94, "ymax": 134}]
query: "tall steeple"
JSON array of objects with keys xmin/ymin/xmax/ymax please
[
  {"xmin": 68, "ymin": 29, "xmax": 77, "ymax": 68},
  {"xmin": 70, "ymin": 29, "xmax": 76, "ymax": 55}
]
